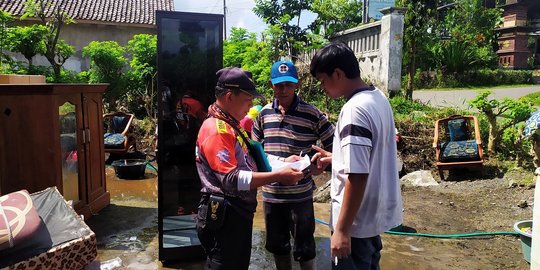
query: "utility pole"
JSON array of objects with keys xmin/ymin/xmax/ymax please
[
  {"xmin": 223, "ymin": 0, "xmax": 227, "ymax": 40},
  {"xmin": 362, "ymin": 0, "xmax": 369, "ymax": 23}
]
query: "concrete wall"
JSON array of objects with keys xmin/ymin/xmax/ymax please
[
  {"xmin": 329, "ymin": 7, "xmax": 406, "ymax": 93},
  {"xmin": 7, "ymin": 21, "xmax": 155, "ymax": 72}
]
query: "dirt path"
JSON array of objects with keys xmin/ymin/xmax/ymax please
[{"xmin": 390, "ymin": 175, "xmax": 533, "ymax": 269}]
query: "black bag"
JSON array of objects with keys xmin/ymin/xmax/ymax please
[{"xmin": 205, "ymin": 194, "xmax": 227, "ymax": 231}]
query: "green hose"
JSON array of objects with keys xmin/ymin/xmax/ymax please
[
  {"xmin": 145, "ymin": 161, "xmax": 158, "ymax": 172},
  {"xmin": 384, "ymin": 230, "xmax": 519, "ymax": 238},
  {"xmin": 314, "ymin": 218, "xmax": 520, "ymax": 238}
]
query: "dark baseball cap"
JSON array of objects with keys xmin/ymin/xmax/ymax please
[
  {"xmin": 216, "ymin": 67, "xmax": 262, "ymax": 98},
  {"xmin": 270, "ymin": 60, "xmax": 299, "ymax": 84}
]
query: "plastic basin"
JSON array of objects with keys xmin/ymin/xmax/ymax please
[
  {"xmin": 513, "ymin": 220, "xmax": 533, "ymax": 263},
  {"xmin": 111, "ymin": 159, "xmax": 146, "ymax": 179}
]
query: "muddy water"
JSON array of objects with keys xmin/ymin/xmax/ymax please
[{"xmin": 88, "ymin": 167, "xmax": 431, "ymax": 270}]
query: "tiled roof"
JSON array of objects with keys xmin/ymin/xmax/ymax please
[{"xmin": 0, "ymin": 0, "xmax": 174, "ymax": 25}]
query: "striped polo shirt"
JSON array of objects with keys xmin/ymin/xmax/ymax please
[{"xmin": 252, "ymin": 95, "xmax": 335, "ymax": 203}]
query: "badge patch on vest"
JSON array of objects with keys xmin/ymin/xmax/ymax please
[{"xmin": 216, "ymin": 149, "xmax": 230, "ymax": 163}]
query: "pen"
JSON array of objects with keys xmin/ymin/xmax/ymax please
[{"xmin": 299, "ymin": 150, "xmax": 304, "ymax": 157}]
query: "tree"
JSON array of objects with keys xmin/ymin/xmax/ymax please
[
  {"xmin": 309, "ymin": 0, "xmax": 363, "ymax": 38},
  {"xmin": 22, "ymin": 0, "xmax": 75, "ymax": 82},
  {"xmin": 83, "ymin": 41, "xmax": 127, "ymax": 112},
  {"xmin": 254, "ymin": 0, "xmax": 310, "ymax": 58},
  {"xmin": 0, "ymin": 11, "xmax": 13, "ymax": 73},
  {"xmin": 8, "ymin": 24, "xmax": 47, "ymax": 69},
  {"xmin": 126, "ymin": 34, "xmax": 158, "ymax": 120},
  {"xmin": 469, "ymin": 90, "xmax": 534, "ymax": 156},
  {"xmin": 433, "ymin": 0, "xmax": 502, "ymax": 72},
  {"xmin": 395, "ymin": 0, "xmax": 438, "ymax": 99},
  {"xmin": 224, "ymin": 27, "xmax": 273, "ymax": 97},
  {"xmin": 224, "ymin": 28, "xmax": 257, "ymax": 67}
]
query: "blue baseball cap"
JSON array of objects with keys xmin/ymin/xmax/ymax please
[{"xmin": 270, "ymin": 60, "xmax": 299, "ymax": 85}]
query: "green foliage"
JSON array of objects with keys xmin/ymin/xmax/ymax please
[
  {"xmin": 430, "ymin": 40, "xmax": 478, "ymax": 72},
  {"xmin": 22, "ymin": 0, "xmax": 75, "ymax": 82},
  {"xmin": 126, "ymin": 34, "xmax": 158, "ymax": 119},
  {"xmin": 224, "ymin": 27, "xmax": 273, "ymax": 99},
  {"xmin": 83, "ymin": 40, "xmax": 127, "ymax": 111},
  {"xmin": 520, "ymin": 91, "xmax": 540, "ymax": 106},
  {"xmin": 7, "ymin": 25, "xmax": 47, "ymax": 67},
  {"xmin": 469, "ymin": 90, "xmax": 534, "ymax": 155},
  {"xmin": 434, "ymin": 0, "xmax": 501, "ymax": 71},
  {"xmin": 404, "ymin": 69, "xmax": 533, "ymax": 89},
  {"xmin": 390, "ymin": 95, "xmax": 432, "ymax": 115},
  {"xmin": 253, "ymin": 0, "xmax": 310, "ymax": 57},
  {"xmin": 0, "ymin": 10, "xmax": 13, "ymax": 73},
  {"xmin": 309, "ymin": 0, "xmax": 363, "ymax": 37},
  {"xmin": 398, "ymin": 0, "xmax": 502, "ymax": 97},
  {"xmin": 396, "ymin": 0, "xmax": 438, "ymax": 98}
]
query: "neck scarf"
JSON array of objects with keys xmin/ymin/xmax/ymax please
[{"xmin": 208, "ymin": 103, "xmax": 240, "ymax": 127}]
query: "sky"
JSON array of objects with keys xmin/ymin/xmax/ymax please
[{"xmin": 173, "ymin": 0, "xmax": 317, "ymax": 39}]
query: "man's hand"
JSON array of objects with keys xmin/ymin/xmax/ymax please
[
  {"xmin": 311, "ymin": 145, "xmax": 332, "ymax": 170},
  {"xmin": 284, "ymin": 155, "xmax": 302, "ymax": 162},
  {"xmin": 331, "ymin": 230, "xmax": 351, "ymax": 259},
  {"xmin": 276, "ymin": 167, "xmax": 303, "ymax": 185}
]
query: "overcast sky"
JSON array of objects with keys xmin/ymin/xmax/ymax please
[{"xmin": 173, "ymin": 0, "xmax": 316, "ymax": 38}]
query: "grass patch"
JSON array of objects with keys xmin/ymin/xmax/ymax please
[{"xmin": 520, "ymin": 91, "xmax": 540, "ymax": 106}]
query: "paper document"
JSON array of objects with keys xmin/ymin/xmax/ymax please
[{"xmin": 269, "ymin": 155, "xmax": 311, "ymax": 172}]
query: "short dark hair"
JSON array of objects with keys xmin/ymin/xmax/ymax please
[
  {"xmin": 309, "ymin": 43, "xmax": 360, "ymax": 79},
  {"xmin": 215, "ymin": 85, "xmax": 242, "ymax": 98}
]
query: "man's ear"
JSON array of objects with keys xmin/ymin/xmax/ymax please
[
  {"xmin": 224, "ymin": 91, "xmax": 234, "ymax": 102},
  {"xmin": 334, "ymin": 68, "xmax": 345, "ymax": 80},
  {"xmin": 267, "ymin": 80, "xmax": 273, "ymax": 89}
]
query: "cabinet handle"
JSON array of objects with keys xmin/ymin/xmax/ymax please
[
  {"xmin": 82, "ymin": 129, "xmax": 86, "ymax": 144},
  {"xmin": 86, "ymin": 129, "xmax": 91, "ymax": 143}
]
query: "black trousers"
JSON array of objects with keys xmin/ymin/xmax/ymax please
[
  {"xmin": 333, "ymin": 235, "xmax": 382, "ymax": 270},
  {"xmin": 263, "ymin": 199, "xmax": 316, "ymax": 261},
  {"xmin": 197, "ymin": 200, "xmax": 253, "ymax": 270}
]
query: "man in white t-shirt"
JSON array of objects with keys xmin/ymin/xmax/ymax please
[{"xmin": 309, "ymin": 43, "xmax": 403, "ymax": 270}]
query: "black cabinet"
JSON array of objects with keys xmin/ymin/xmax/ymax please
[{"xmin": 156, "ymin": 11, "xmax": 223, "ymax": 261}]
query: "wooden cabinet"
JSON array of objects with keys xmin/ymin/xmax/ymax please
[{"xmin": 0, "ymin": 84, "xmax": 110, "ymax": 219}]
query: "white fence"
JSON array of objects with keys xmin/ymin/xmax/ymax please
[{"xmin": 300, "ymin": 7, "xmax": 406, "ymax": 94}]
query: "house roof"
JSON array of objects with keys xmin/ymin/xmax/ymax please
[{"xmin": 0, "ymin": 0, "xmax": 174, "ymax": 25}]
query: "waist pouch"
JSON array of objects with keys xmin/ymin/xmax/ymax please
[{"xmin": 204, "ymin": 194, "xmax": 227, "ymax": 231}]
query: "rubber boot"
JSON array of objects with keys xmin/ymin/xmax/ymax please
[
  {"xmin": 274, "ymin": 254, "xmax": 292, "ymax": 270},
  {"xmin": 300, "ymin": 259, "xmax": 315, "ymax": 270}
]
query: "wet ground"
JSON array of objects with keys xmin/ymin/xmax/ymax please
[
  {"xmin": 86, "ymin": 165, "xmax": 335, "ymax": 270},
  {"xmin": 85, "ymin": 166, "xmax": 391, "ymax": 269},
  {"xmin": 85, "ymin": 164, "xmax": 530, "ymax": 269}
]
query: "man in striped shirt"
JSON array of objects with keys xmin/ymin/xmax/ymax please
[{"xmin": 252, "ymin": 60, "xmax": 335, "ymax": 270}]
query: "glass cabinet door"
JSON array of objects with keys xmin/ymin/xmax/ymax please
[
  {"xmin": 156, "ymin": 11, "xmax": 223, "ymax": 261},
  {"xmin": 57, "ymin": 95, "xmax": 84, "ymax": 205}
]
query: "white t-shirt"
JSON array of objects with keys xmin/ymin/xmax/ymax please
[{"xmin": 330, "ymin": 87, "xmax": 403, "ymax": 238}]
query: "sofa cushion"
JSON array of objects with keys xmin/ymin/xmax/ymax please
[
  {"xmin": 0, "ymin": 190, "xmax": 52, "ymax": 268},
  {"xmin": 440, "ymin": 140, "xmax": 480, "ymax": 162},
  {"xmin": 104, "ymin": 133, "xmax": 126, "ymax": 148}
]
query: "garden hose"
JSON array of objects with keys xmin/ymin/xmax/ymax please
[
  {"xmin": 145, "ymin": 161, "xmax": 158, "ymax": 172},
  {"xmin": 314, "ymin": 218, "xmax": 520, "ymax": 238}
]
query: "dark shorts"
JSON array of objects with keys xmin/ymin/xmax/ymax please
[
  {"xmin": 263, "ymin": 199, "xmax": 316, "ymax": 261},
  {"xmin": 197, "ymin": 198, "xmax": 253, "ymax": 270},
  {"xmin": 333, "ymin": 235, "xmax": 382, "ymax": 270}
]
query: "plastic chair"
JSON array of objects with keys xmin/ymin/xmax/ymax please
[
  {"xmin": 103, "ymin": 112, "xmax": 136, "ymax": 155},
  {"xmin": 433, "ymin": 114, "xmax": 484, "ymax": 180}
]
